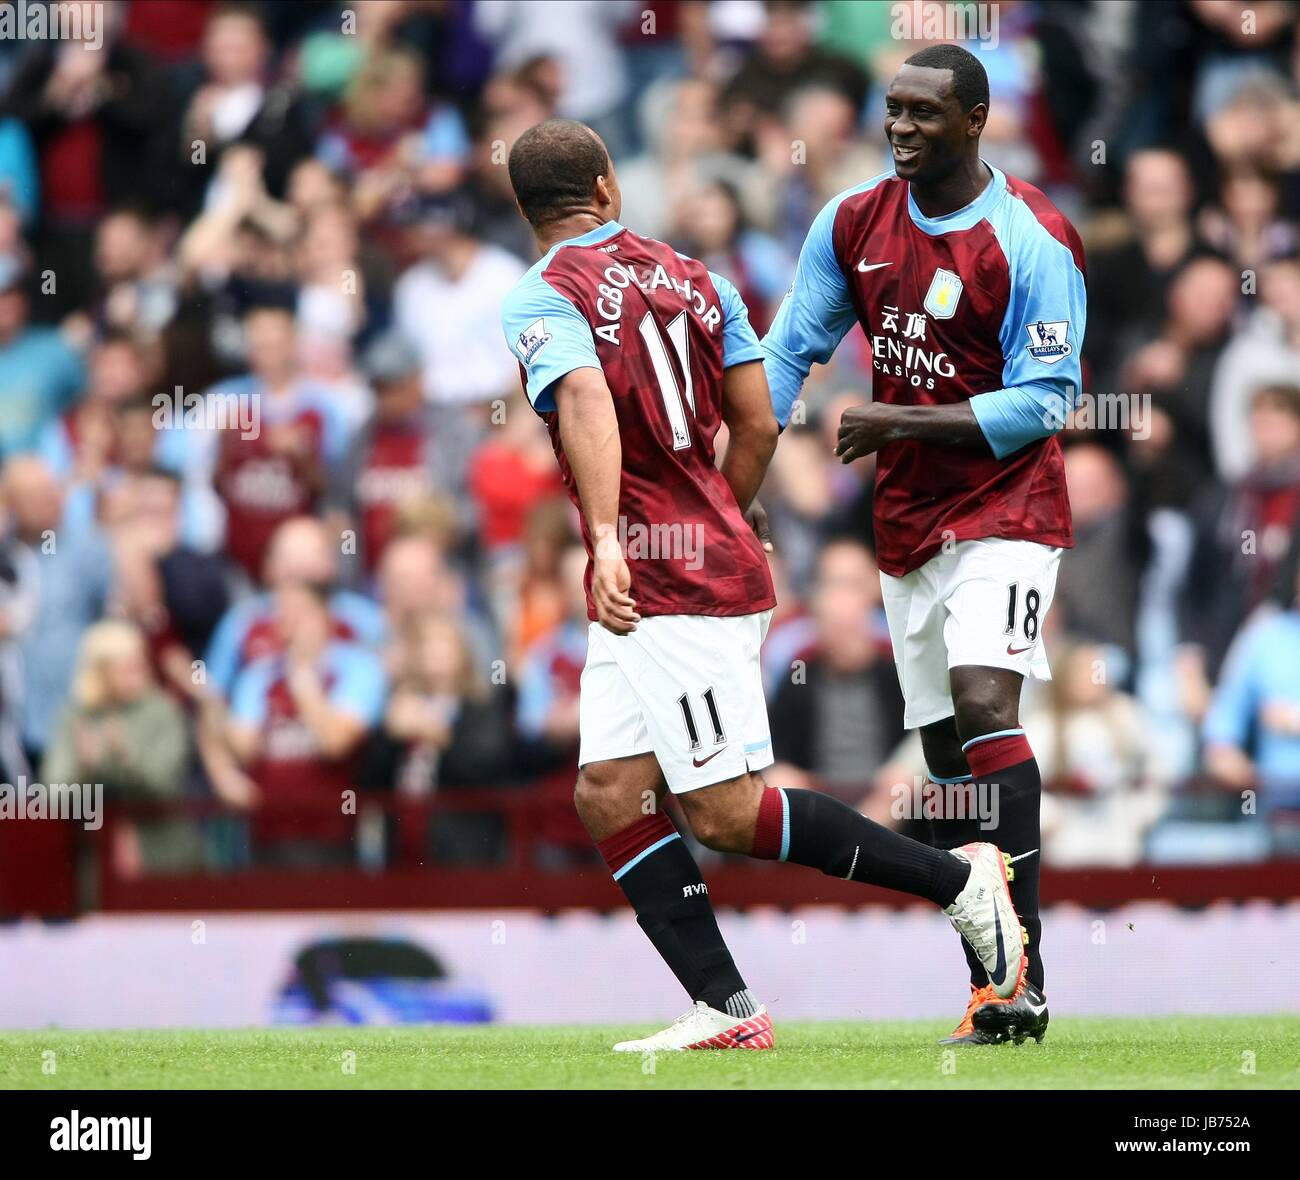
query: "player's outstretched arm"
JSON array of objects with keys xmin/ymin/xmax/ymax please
[
  {"xmin": 720, "ymin": 359, "xmax": 780, "ymax": 514},
  {"xmin": 554, "ymin": 366, "xmax": 640, "ymax": 635}
]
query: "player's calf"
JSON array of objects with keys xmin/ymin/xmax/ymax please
[
  {"xmin": 948, "ymin": 668, "xmax": 1045, "ymax": 993},
  {"xmin": 580, "ymin": 755, "xmax": 761, "ymax": 1027}
]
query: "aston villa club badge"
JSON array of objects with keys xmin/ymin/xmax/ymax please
[{"xmin": 923, "ymin": 268, "xmax": 963, "ymax": 319}]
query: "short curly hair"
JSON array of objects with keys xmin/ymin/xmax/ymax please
[
  {"xmin": 903, "ymin": 43, "xmax": 990, "ymax": 113},
  {"xmin": 508, "ymin": 119, "xmax": 611, "ymax": 229}
]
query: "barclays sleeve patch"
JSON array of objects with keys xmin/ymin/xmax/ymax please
[{"xmin": 1024, "ymin": 319, "xmax": 1072, "ymax": 364}]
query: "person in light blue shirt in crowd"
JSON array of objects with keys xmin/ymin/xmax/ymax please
[
  {"xmin": 0, "ymin": 120, "xmax": 38, "ymax": 226},
  {"xmin": 1, "ymin": 456, "xmax": 112, "ymax": 762},
  {"xmin": 1203, "ymin": 571, "xmax": 1300, "ymax": 839},
  {"xmin": 0, "ymin": 255, "xmax": 85, "ymax": 460}
]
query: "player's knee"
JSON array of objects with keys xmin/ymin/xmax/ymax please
[
  {"xmin": 952, "ymin": 685, "xmax": 1018, "ymax": 744},
  {"xmin": 573, "ymin": 766, "xmax": 618, "ymax": 821},
  {"xmin": 685, "ymin": 800, "xmax": 750, "ymax": 854}
]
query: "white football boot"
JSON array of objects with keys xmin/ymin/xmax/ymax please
[
  {"xmin": 611, "ymin": 1001, "xmax": 774, "ymax": 1052},
  {"xmin": 943, "ymin": 842, "xmax": 1025, "ymax": 999}
]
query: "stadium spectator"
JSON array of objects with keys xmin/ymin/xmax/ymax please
[
  {"xmin": 203, "ymin": 515, "xmax": 386, "ymax": 698},
  {"xmin": 315, "ymin": 44, "xmax": 470, "ymax": 223},
  {"xmin": 617, "ymin": 77, "xmax": 766, "ymax": 243},
  {"xmin": 1085, "ymin": 149, "xmax": 1209, "ymax": 394},
  {"xmin": 392, "ymin": 189, "xmax": 526, "ymax": 407},
  {"xmin": 1182, "ymin": 384, "xmax": 1300, "ymax": 684},
  {"xmin": 41, "ymin": 619, "xmax": 196, "ymax": 874},
  {"xmin": 108, "ymin": 465, "xmax": 230, "ymax": 701},
  {"xmin": 0, "ymin": 253, "xmax": 85, "ymax": 458},
  {"xmin": 208, "ymin": 298, "xmax": 349, "ymax": 578},
  {"xmin": 364, "ymin": 611, "xmax": 516, "ymax": 863},
  {"xmin": 1054, "ymin": 444, "xmax": 1146, "ymax": 672},
  {"xmin": 768, "ymin": 539, "xmax": 903, "ymax": 803},
  {"xmin": 3, "ymin": 0, "xmax": 166, "ymax": 319},
  {"xmin": 330, "ymin": 331, "xmax": 477, "ymax": 577},
  {"xmin": 1210, "ymin": 258, "xmax": 1300, "ymax": 480},
  {"xmin": 177, "ymin": 0, "xmax": 314, "ymax": 207},
  {"xmin": 1, "ymin": 455, "xmax": 112, "ymax": 766},
  {"xmin": 720, "ymin": 0, "xmax": 868, "ymax": 146},
  {"xmin": 91, "ymin": 205, "xmax": 179, "ymax": 336},
  {"xmin": 515, "ymin": 543, "xmax": 587, "ymax": 770},
  {"xmin": 472, "ymin": 0, "xmax": 638, "ymax": 151},
  {"xmin": 1024, "ymin": 642, "xmax": 1168, "ymax": 867},
  {"xmin": 225, "ymin": 580, "xmax": 387, "ymax": 866},
  {"xmin": 467, "ymin": 391, "xmax": 565, "ymax": 565},
  {"xmin": 668, "ymin": 178, "xmax": 791, "ymax": 334},
  {"xmin": 1203, "ymin": 568, "xmax": 1300, "ymax": 855}
]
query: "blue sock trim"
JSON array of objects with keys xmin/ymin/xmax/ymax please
[
  {"xmin": 612, "ymin": 833, "xmax": 680, "ymax": 881},
  {"xmin": 778, "ymin": 788, "xmax": 790, "ymax": 862},
  {"xmin": 960, "ymin": 727, "xmax": 1025, "ymax": 753},
  {"xmin": 927, "ymin": 770, "xmax": 974, "ymax": 784}
]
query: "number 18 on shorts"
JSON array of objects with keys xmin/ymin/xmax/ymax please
[{"xmin": 880, "ymin": 538, "xmax": 1063, "ymax": 729}]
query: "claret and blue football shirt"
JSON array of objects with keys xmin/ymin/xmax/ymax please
[{"xmin": 762, "ymin": 163, "xmax": 1087, "ymax": 576}]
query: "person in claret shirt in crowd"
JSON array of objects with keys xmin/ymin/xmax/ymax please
[
  {"xmin": 329, "ymin": 331, "xmax": 478, "ymax": 580},
  {"xmin": 315, "ymin": 44, "xmax": 470, "ymax": 227},
  {"xmin": 207, "ymin": 297, "xmax": 349, "ymax": 580},
  {"xmin": 203, "ymin": 515, "xmax": 386, "ymax": 701},
  {"xmin": 224, "ymin": 580, "xmax": 387, "ymax": 867},
  {"xmin": 2, "ymin": 0, "xmax": 167, "ymax": 322}
]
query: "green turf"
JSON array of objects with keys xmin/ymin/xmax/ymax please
[{"xmin": 2, "ymin": 1017, "xmax": 1297, "ymax": 1089}]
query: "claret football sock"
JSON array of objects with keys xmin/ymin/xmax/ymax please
[
  {"xmin": 925, "ymin": 770, "xmax": 990, "ymax": 989},
  {"xmin": 751, "ymin": 786, "xmax": 970, "ymax": 907},
  {"xmin": 963, "ymin": 729, "xmax": 1045, "ymax": 991},
  {"xmin": 597, "ymin": 811, "xmax": 750, "ymax": 1014}
]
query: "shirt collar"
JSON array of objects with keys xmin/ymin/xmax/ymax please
[
  {"xmin": 906, "ymin": 164, "xmax": 1005, "ymax": 236},
  {"xmin": 556, "ymin": 219, "xmax": 624, "ymax": 247}
]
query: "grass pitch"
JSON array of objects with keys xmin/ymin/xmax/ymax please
[{"xmin": 2, "ymin": 1016, "xmax": 1297, "ymax": 1089}]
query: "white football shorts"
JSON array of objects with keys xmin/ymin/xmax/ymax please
[
  {"xmin": 579, "ymin": 610, "xmax": 775, "ymax": 794},
  {"xmin": 880, "ymin": 538, "xmax": 1063, "ymax": 729}
]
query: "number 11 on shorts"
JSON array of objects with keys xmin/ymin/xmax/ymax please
[{"xmin": 677, "ymin": 687, "xmax": 726, "ymax": 751}]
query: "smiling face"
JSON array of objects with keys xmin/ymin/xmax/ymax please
[{"xmin": 884, "ymin": 64, "xmax": 985, "ymax": 185}]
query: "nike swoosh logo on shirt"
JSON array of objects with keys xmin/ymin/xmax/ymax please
[
  {"xmin": 856, "ymin": 261, "xmax": 893, "ymax": 272},
  {"xmin": 692, "ymin": 748, "xmax": 727, "ymax": 768},
  {"xmin": 1006, "ymin": 642, "xmax": 1035, "ymax": 655}
]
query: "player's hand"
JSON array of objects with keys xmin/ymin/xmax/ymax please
[
  {"xmin": 745, "ymin": 499, "xmax": 774, "ymax": 552},
  {"xmin": 835, "ymin": 403, "xmax": 894, "ymax": 463},
  {"xmin": 592, "ymin": 551, "xmax": 640, "ymax": 635}
]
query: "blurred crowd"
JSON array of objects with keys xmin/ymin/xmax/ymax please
[{"xmin": 1, "ymin": 0, "xmax": 1299, "ymax": 886}]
